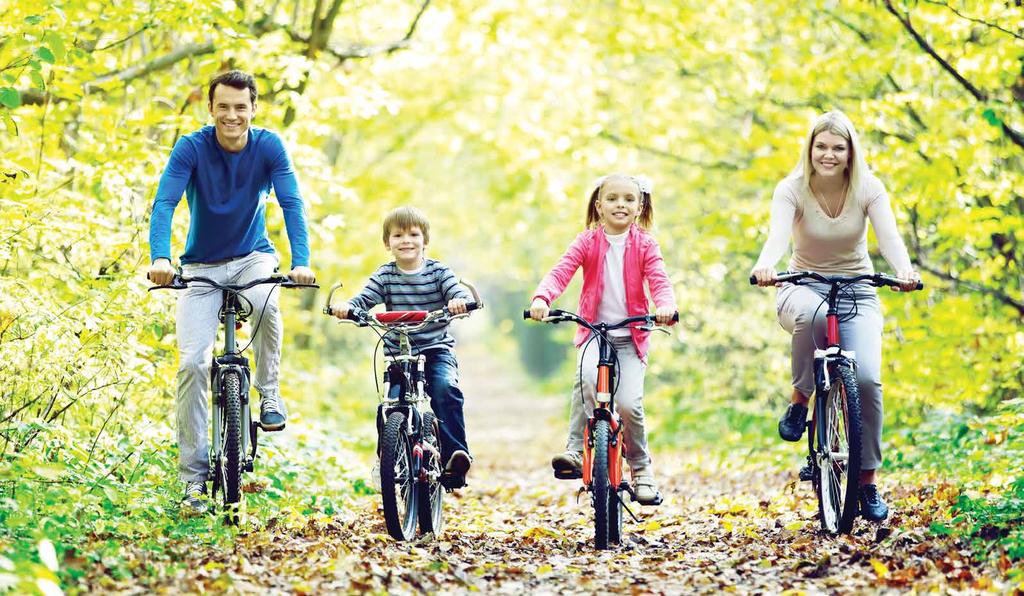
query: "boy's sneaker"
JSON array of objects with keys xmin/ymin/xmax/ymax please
[
  {"xmin": 632, "ymin": 466, "xmax": 663, "ymax": 506},
  {"xmin": 442, "ymin": 450, "xmax": 472, "ymax": 489},
  {"xmin": 859, "ymin": 484, "xmax": 889, "ymax": 522},
  {"xmin": 551, "ymin": 451, "xmax": 583, "ymax": 479},
  {"xmin": 260, "ymin": 393, "xmax": 287, "ymax": 431},
  {"xmin": 180, "ymin": 481, "xmax": 209, "ymax": 516}
]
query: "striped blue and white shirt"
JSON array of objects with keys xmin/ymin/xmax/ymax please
[{"xmin": 348, "ymin": 259, "xmax": 471, "ymax": 354}]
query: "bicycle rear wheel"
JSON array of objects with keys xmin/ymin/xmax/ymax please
[
  {"xmin": 591, "ymin": 419, "xmax": 612, "ymax": 550},
  {"xmin": 380, "ymin": 411, "xmax": 418, "ymax": 540},
  {"xmin": 814, "ymin": 363, "xmax": 862, "ymax": 534},
  {"xmin": 221, "ymin": 371, "xmax": 243, "ymax": 524},
  {"xmin": 417, "ymin": 412, "xmax": 444, "ymax": 535}
]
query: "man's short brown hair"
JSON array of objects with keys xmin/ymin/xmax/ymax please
[{"xmin": 382, "ymin": 206, "xmax": 430, "ymax": 245}]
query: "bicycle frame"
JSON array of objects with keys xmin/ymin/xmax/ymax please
[{"xmin": 581, "ymin": 337, "xmax": 624, "ymax": 490}]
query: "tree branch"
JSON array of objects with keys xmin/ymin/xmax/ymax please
[
  {"xmin": 883, "ymin": 0, "xmax": 1024, "ymax": 150},
  {"xmin": 599, "ymin": 131, "xmax": 744, "ymax": 170},
  {"xmin": 913, "ymin": 259, "xmax": 1024, "ymax": 318},
  {"xmin": 921, "ymin": 0, "xmax": 1024, "ymax": 41}
]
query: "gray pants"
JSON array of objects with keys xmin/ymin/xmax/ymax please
[
  {"xmin": 565, "ymin": 335, "xmax": 652, "ymax": 471},
  {"xmin": 776, "ymin": 282, "xmax": 884, "ymax": 470},
  {"xmin": 176, "ymin": 251, "xmax": 282, "ymax": 482}
]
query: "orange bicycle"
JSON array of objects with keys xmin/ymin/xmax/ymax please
[{"xmin": 523, "ymin": 309, "xmax": 677, "ymax": 549}]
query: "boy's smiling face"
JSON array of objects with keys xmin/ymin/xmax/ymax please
[{"xmin": 387, "ymin": 225, "xmax": 426, "ymax": 269}]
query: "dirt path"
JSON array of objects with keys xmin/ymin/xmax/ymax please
[{"xmin": 90, "ymin": 345, "xmax": 1007, "ymax": 593}]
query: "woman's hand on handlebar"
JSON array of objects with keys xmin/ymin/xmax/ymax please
[
  {"xmin": 749, "ymin": 265, "xmax": 778, "ymax": 287},
  {"xmin": 329, "ymin": 302, "xmax": 351, "ymax": 320},
  {"xmin": 655, "ymin": 306, "xmax": 676, "ymax": 326},
  {"xmin": 893, "ymin": 269, "xmax": 922, "ymax": 292},
  {"xmin": 529, "ymin": 298, "xmax": 550, "ymax": 321}
]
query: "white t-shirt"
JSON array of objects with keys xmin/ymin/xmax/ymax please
[{"xmin": 597, "ymin": 230, "xmax": 631, "ymax": 337}]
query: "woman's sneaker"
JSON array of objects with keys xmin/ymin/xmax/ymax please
[
  {"xmin": 859, "ymin": 484, "xmax": 889, "ymax": 521},
  {"xmin": 260, "ymin": 393, "xmax": 287, "ymax": 431},
  {"xmin": 551, "ymin": 451, "xmax": 583, "ymax": 479},
  {"xmin": 778, "ymin": 403, "xmax": 808, "ymax": 442}
]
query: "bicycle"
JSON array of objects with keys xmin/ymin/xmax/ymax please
[
  {"xmin": 750, "ymin": 271, "xmax": 922, "ymax": 534},
  {"xmin": 323, "ymin": 280, "xmax": 481, "ymax": 541},
  {"xmin": 522, "ymin": 309, "xmax": 678, "ymax": 550},
  {"xmin": 150, "ymin": 273, "xmax": 318, "ymax": 523}
]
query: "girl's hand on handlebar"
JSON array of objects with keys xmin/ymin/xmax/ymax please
[
  {"xmin": 529, "ymin": 298, "xmax": 550, "ymax": 321},
  {"xmin": 750, "ymin": 265, "xmax": 778, "ymax": 287},
  {"xmin": 447, "ymin": 298, "xmax": 468, "ymax": 315},
  {"xmin": 893, "ymin": 269, "xmax": 921, "ymax": 292},
  {"xmin": 329, "ymin": 303, "xmax": 351, "ymax": 320},
  {"xmin": 655, "ymin": 306, "xmax": 676, "ymax": 326}
]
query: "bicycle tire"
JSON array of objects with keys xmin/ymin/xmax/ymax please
[
  {"xmin": 380, "ymin": 411, "xmax": 418, "ymax": 540},
  {"xmin": 592, "ymin": 419, "xmax": 612, "ymax": 550},
  {"xmin": 417, "ymin": 412, "xmax": 444, "ymax": 535},
  {"xmin": 222, "ymin": 371, "xmax": 243, "ymax": 523},
  {"xmin": 814, "ymin": 363, "xmax": 862, "ymax": 534}
]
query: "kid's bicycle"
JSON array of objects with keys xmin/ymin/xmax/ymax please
[
  {"xmin": 150, "ymin": 273, "xmax": 318, "ymax": 523},
  {"xmin": 523, "ymin": 309, "xmax": 677, "ymax": 550},
  {"xmin": 323, "ymin": 281, "xmax": 481, "ymax": 541},
  {"xmin": 750, "ymin": 271, "xmax": 921, "ymax": 534}
]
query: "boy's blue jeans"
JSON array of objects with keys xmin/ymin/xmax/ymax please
[{"xmin": 422, "ymin": 349, "xmax": 469, "ymax": 464}]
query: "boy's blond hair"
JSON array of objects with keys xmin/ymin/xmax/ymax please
[{"xmin": 382, "ymin": 206, "xmax": 431, "ymax": 245}]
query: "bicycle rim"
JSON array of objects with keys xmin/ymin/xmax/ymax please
[
  {"xmin": 591, "ymin": 420, "xmax": 611, "ymax": 550},
  {"xmin": 380, "ymin": 412, "xmax": 418, "ymax": 540},
  {"xmin": 815, "ymin": 365, "xmax": 862, "ymax": 534}
]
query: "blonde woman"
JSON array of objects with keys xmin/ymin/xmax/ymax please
[{"xmin": 750, "ymin": 111, "xmax": 920, "ymax": 521}]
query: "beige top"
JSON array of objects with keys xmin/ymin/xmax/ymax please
[{"xmin": 754, "ymin": 174, "xmax": 913, "ymax": 276}]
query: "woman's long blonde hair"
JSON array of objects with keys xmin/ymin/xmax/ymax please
[{"xmin": 789, "ymin": 110, "xmax": 871, "ymax": 199}]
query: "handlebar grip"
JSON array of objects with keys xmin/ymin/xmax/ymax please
[
  {"xmin": 466, "ymin": 302, "xmax": 480, "ymax": 312},
  {"xmin": 523, "ymin": 309, "xmax": 531, "ymax": 320},
  {"xmin": 672, "ymin": 312, "xmax": 679, "ymax": 322},
  {"xmin": 748, "ymin": 275, "xmax": 757, "ymax": 285}
]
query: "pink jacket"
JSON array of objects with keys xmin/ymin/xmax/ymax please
[{"xmin": 532, "ymin": 224, "xmax": 677, "ymax": 361}]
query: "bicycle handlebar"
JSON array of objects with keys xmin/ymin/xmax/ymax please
[
  {"xmin": 748, "ymin": 271, "xmax": 923, "ymax": 291},
  {"xmin": 149, "ymin": 274, "xmax": 319, "ymax": 292},
  {"xmin": 522, "ymin": 309, "xmax": 679, "ymax": 331}
]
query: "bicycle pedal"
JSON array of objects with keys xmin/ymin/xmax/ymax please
[
  {"xmin": 439, "ymin": 473, "xmax": 466, "ymax": 490},
  {"xmin": 553, "ymin": 469, "xmax": 583, "ymax": 480}
]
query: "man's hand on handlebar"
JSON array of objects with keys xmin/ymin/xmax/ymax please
[
  {"xmin": 289, "ymin": 266, "xmax": 316, "ymax": 285},
  {"xmin": 147, "ymin": 258, "xmax": 175, "ymax": 286}
]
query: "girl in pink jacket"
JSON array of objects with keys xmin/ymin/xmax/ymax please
[{"xmin": 528, "ymin": 173, "xmax": 677, "ymax": 505}]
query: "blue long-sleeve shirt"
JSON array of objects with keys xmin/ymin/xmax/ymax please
[{"xmin": 149, "ymin": 126, "xmax": 310, "ymax": 268}]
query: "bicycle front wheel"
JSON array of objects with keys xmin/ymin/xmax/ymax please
[
  {"xmin": 815, "ymin": 363, "xmax": 862, "ymax": 534},
  {"xmin": 221, "ymin": 371, "xmax": 244, "ymax": 523},
  {"xmin": 591, "ymin": 419, "xmax": 612, "ymax": 550},
  {"xmin": 417, "ymin": 412, "xmax": 444, "ymax": 535},
  {"xmin": 380, "ymin": 412, "xmax": 418, "ymax": 540}
]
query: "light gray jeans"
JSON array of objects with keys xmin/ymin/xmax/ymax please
[
  {"xmin": 176, "ymin": 251, "xmax": 282, "ymax": 482},
  {"xmin": 776, "ymin": 282, "xmax": 884, "ymax": 470},
  {"xmin": 565, "ymin": 334, "xmax": 652, "ymax": 472}
]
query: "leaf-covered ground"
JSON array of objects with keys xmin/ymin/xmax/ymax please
[{"xmin": 79, "ymin": 351, "xmax": 1013, "ymax": 594}]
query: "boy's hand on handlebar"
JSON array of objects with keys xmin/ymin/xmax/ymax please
[
  {"xmin": 750, "ymin": 265, "xmax": 778, "ymax": 287},
  {"xmin": 289, "ymin": 266, "xmax": 316, "ymax": 285},
  {"xmin": 329, "ymin": 303, "xmax": 351, "ymax": 320},
  {"xmin": 529, "ymin": 298, "xmax": 550, "ymax": 321},
  {"xmin": 892, "ymin": 269, "xmax": 921, "ymax": 292},
  {"xmin": 147, "ymin": 258, "xmax": 175, "ymax": 286},
  {"xmin": 655, "ymin": 306, "xmax": 676, "ymax": 326},
  {"xmin": 447, "ymin": 298, "xmax": 468, "ymax": 315}
]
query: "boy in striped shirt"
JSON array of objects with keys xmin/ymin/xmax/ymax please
[{"xmin": 330, "ymin": 207, "xmax": 473, "ymax": 486}]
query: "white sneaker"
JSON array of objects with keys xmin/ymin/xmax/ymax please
[{"xmin": 632, "ymin": 466, "xmax": 662, "ymax": 505}]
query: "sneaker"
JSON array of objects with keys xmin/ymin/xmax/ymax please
[
  {"xmin": 551, "ymin": 451, "xmax": 583, "ymax": 480},
  {"xmin": 859, "ymin": 484, "xmax": 889, "ymax": 522},
  {"xmin": 441, "ymin": 450, "xmax": 472, "ymax": 489},
  {"xmin": 260, "ymin": 393, "xmax": 287, "ymax": 431},
  {"xmin": 180, "ymin": 481, "xmax": 209, "ymax": 516},
  {"xmin": 370, "ymin": 457, "xmax": 382, "ymax": 492},
  {"xmin": 778, "ymin": 403, "xmax": 808, "ymax": 442},
  {"xmin": 632, "ymin": 466, "xmax": 663, "ymax": 506},
  {"xmin": 799, "ymin": 463, "xmax": 814, "ymax": 482}
]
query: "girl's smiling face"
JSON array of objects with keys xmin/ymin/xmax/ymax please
[{"xmin": 595, "ymin": 177, "xmax": 641, "ymax": 234}]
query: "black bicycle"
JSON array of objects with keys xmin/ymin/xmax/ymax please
[
  {"xmin": 750, "ymin": 271, "xmax": 921, "ymax": 533},
  {"xmin": 324, "ymin": 281, "xmax": 481, "ymax": 540},
  {"xmin": 151, "ymin": 273, "xmax": 317, "ymax": 522}
]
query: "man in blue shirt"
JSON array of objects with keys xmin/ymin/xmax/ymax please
[{"xmin": 147, "ymin": 70, "xmax": 315, "ymax": 514}]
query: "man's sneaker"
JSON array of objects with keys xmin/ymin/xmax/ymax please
[
  {"xmin": 551, "ymin": 451, "xmax": 583, "ymax": 480},
  {"xmin": 778, "ymin": 403, "xmax": 808, "ymax": 442},
  {"xmin": 632, "ymin": 466, "xmax": 663, "ymax": 506},
  {"xmin": 180, "ymin": 481, "xmax": 209, "ymax": 516},
  {"xmin": 260, "ymin": 393, "xmax": 287, "ymax": 431},
  {"xmin": 859, "ymin": 484, "xmax": 889, "ymax": 522}
]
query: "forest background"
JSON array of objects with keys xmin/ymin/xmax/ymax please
[{"xmin": 0, "ymin": 0, "xmax": 1021, "ymax": 591}]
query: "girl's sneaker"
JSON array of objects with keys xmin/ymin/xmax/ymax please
[
  {"xmin": 632, "ymin": 466, "xmax": 663, "ymax": 505},
  {"xmin": 551, "ymin": 451, "xmax": 583, "ymax": 479}
]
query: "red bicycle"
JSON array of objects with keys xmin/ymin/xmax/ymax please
[
  {"xmin": 523, "ymin": 309, "xmax": 677, "ymax": 549},
  {"xmin": 751, "ymin": 271, "xmax": 921, "ymax": 533}
]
